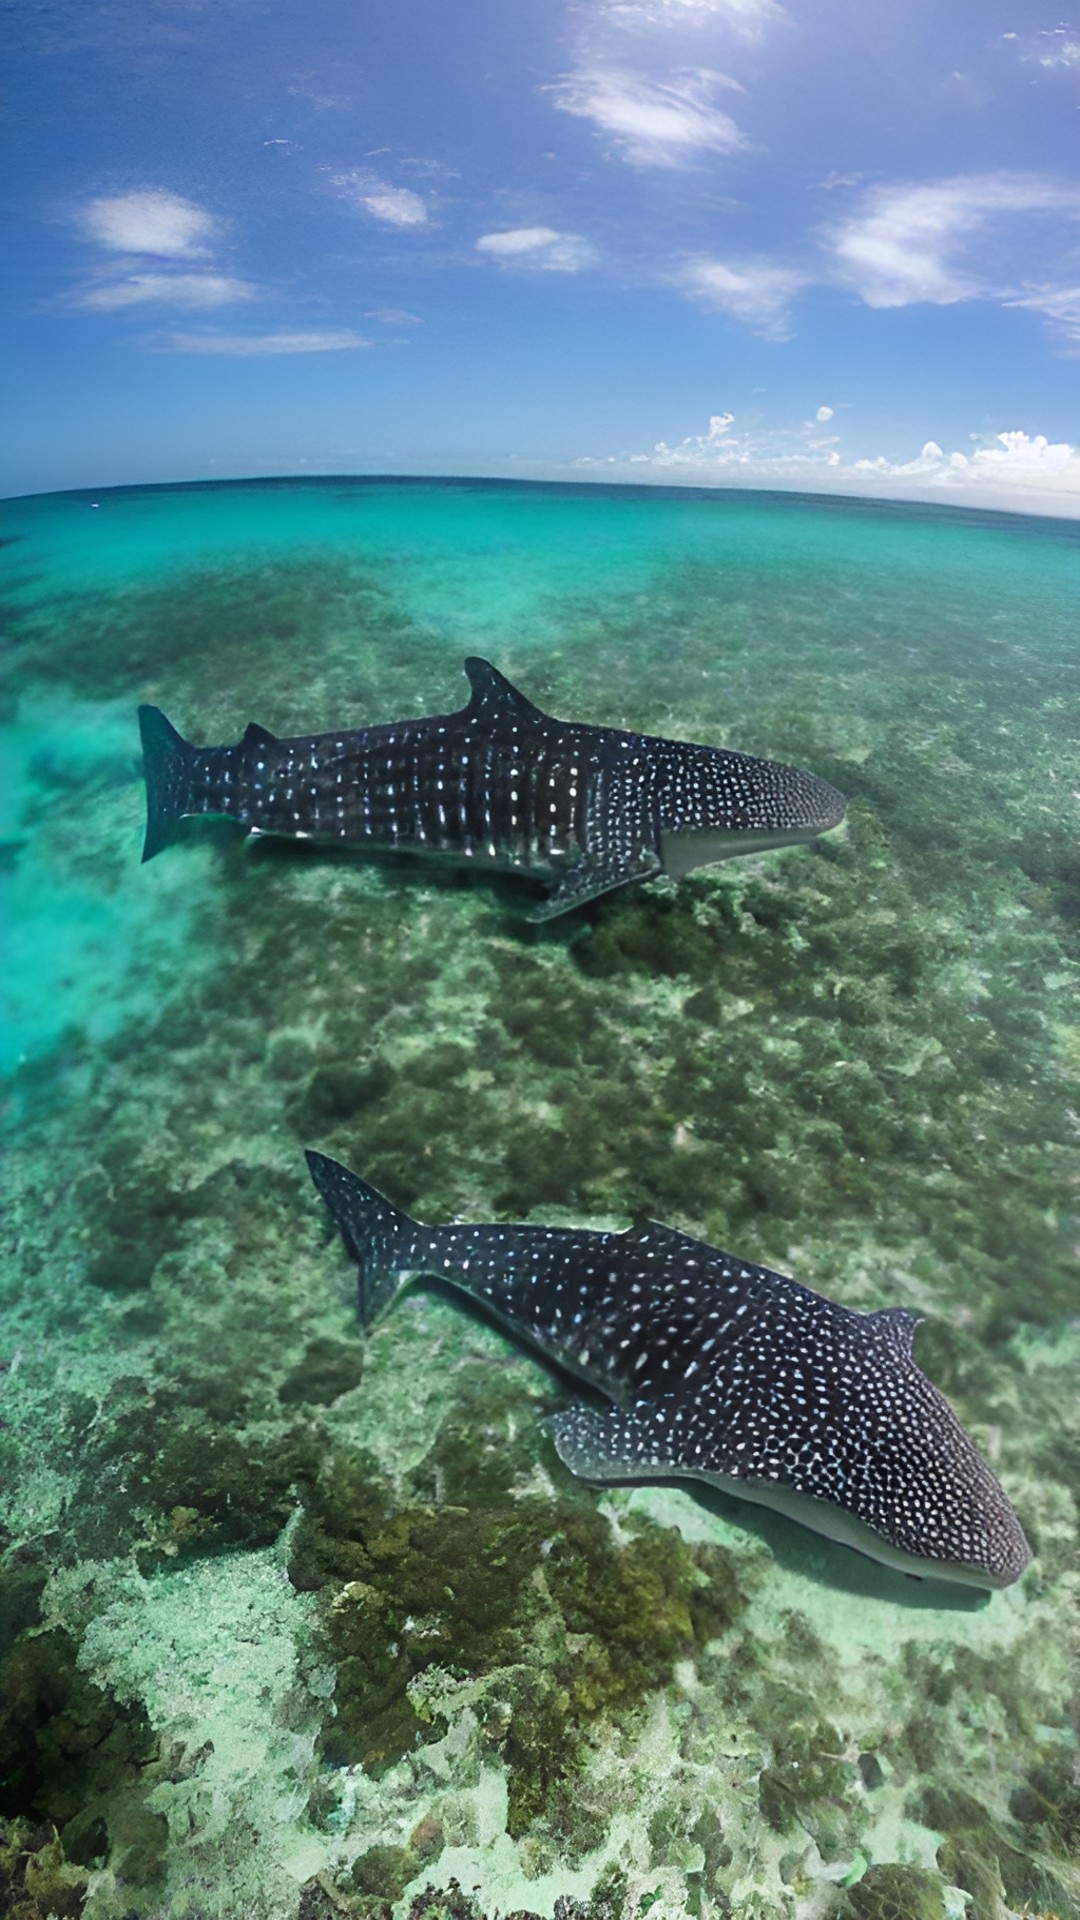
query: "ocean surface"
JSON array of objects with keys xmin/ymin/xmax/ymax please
[{"xmin": 1, "ymin": 477, "xmax": 1078, "ymax": 1920}]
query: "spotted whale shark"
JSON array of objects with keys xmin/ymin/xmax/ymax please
[
  {"xmin": 138, "ymin": 657, "xmax": 845, "ymax": 917},
  {"xmin": 306, "ymin": 1151, "xmax": 1031, "ymax": 1590}
]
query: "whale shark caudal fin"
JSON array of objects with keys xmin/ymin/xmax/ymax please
[
  {"xmin": 305, "ymin": 1150, "xmax": 427, "ymax": 1328},
  {"xmin": 138, "ymin": 705, "xmax": 197, "ymax": 863}
]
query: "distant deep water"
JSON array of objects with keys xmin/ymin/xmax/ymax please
[{"xmin": 1, "ymin": 478, "xmax": 1078, "ymax": 1920}]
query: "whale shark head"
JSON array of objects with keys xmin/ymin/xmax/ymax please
[{"xmin": 654, "ymin": 737, "xmax": 847, "ymax": 878}]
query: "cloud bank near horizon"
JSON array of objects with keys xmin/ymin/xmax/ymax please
[{"xmin": 577, "ymin": 414, "xmax": 1080, "ymax": 513}]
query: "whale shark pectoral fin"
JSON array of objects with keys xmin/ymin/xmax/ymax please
[
  {"xmin": 528, "ymin": 845, "xmax": 662, "ymax": 921},
  {"xmin": 550, "ymin": 1405, "xmax": 680, "ymax": 1481}
]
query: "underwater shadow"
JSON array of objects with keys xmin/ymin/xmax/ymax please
[
  {"xmin": 202, "ymin": 818, "xmax": 597, "ymax": 929},
  {"xmin": 158, "ymin": 813, "xmax": 761, "ymax": 950},
  {"xmin": 680, "ymin": 1474, "xmax": 992, "ymax": 1613}
]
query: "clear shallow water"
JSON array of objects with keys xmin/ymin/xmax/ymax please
[{"xmin": 1, "ymin": 478, "xmax": 1078, "ymax": 1920}]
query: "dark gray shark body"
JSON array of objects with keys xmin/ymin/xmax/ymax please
[
  {"xmin": 306, "ymin": 1152, "xmax": 1031, "ymax": 1590},
  {"xmin": 139, "ymin": 657, "xmax": 845, "ymax": 917}
]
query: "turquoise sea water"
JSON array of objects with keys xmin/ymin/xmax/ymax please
[{"xmin": 1, "ymin": 478, "xmax": 1078, "ymax": 1920}]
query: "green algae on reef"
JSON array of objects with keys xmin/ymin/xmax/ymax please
[
  {"xmin": 289, "ymin": 1425, "xmax": 745, "ymax": 1845},
  {"xmin": 1, "ymin": 481, "xmax": 1078, "ymax": 1920}
]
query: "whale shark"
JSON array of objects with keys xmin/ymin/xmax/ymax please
[
  {"xmin": 138, "ymin": 657, "xmax": 846, "ymax": 917},
  {"xmin": 305, "ymin": 1151, "xmax": 1031, "ymax": 1590}
]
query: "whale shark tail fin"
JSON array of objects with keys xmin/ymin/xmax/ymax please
[
  {"xmin": 138, "ymin": 705, "xmax": 196, "ymax": 863},
  {"xmin": 305, "ymin": 1150, "xmax": 428, "ymax": 1328}
]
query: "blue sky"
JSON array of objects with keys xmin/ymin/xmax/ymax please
[{"xmin": 3, "ymin": 0, "xmax": 1080, "ymax": 510}]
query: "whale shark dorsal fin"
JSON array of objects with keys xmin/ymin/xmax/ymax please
[
  {"xmin": 625, "ymin": 1217, "xmax": 700, "ymax": 1256},
  {"xmin": 464, "ymin": 656, "xmax": 546, "ymax": 723},
  {"xmin": 242, "ymin": 721, "xmax": 277, "ymax": 750},
  {"xmin": 868, "ymin": 1306, "xmax": 920, "ymax": 1356}
]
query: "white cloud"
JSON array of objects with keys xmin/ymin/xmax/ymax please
[
  {"xmin": 330, "ymin": 172, "xmax": 428, "ymax": 226},
  {"xmin": 626, "ymin": 410, "xmax": 840, "ymax": 473},
  {"xmin": 577, "ymin": 414, "xmax": 1080, "ymax": 515},
  {"xmin": 475, "ymin": 226, "xmax": 593, "ymax": 271},
  {"xmin": 477, "ymin": 226, "xmax": 562, "ymax": 256},
  {"xmin": 858, "ymin": 430, "xmax": 1078, "ymax": 481},
  {"xmin": 852, "ymin": 440, "xmax": 957, "ymax": 477},
  {"xmin": 971, "ymin": 429, "xmax": 1078, "ymax": 475},
  {"xmin": 73, "ymin": 192, "xmax": 260, "ymax": 319},
  {"xmin": 150, "ymin": 329, "xmax": 371, "ymax": 355},
  {"xmin": 80, "ymin": 190, "xmax": 217, "ymax": 258},
  {"xmin": 596, "ymin": 0, "xmax": 785, "ymax": 38},
  {"xmin": 850, "ymin": 430, "xmax": 1080, "ymax": 502},
  {"xmin": 547, "ymin": 67, "xmax": 747, "ymax": 167},
  {"xmin": 1005, "ymin": 283, "xmax": 1080, "ymax": 347},
  {"xmin": 1035, "ymin": 37, "xmax": 1080, "ymax": 69},
  {"xmin": 677, "ymin": 258, "xmax": 806, "ymax": 337},
  {"xmin": 1003, "ymin": 27, "xmax": 1080, "ymax": 71},
  {"xmin": 77, "ymin": 274, "xmax": 256, "ymax": 311},
  {"xmin": 826, "ymin": 173, "xmax": 1080, "ymax": 309},
  {"xmin": 364, "ymin": 307, "xmax": 424, "ymax": 325},
  {"xmin": 362, "ymin": 186, "xmax": 428, "ymax": 227}
]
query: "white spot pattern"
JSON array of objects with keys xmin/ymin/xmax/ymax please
[
  {"xmin": 159, "ymin": 657, "xmax": 845, "ymax": 915},
  {"xmin": 306, "ymin": 1152, "xmax": 1031, "ymax": 1587}
]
